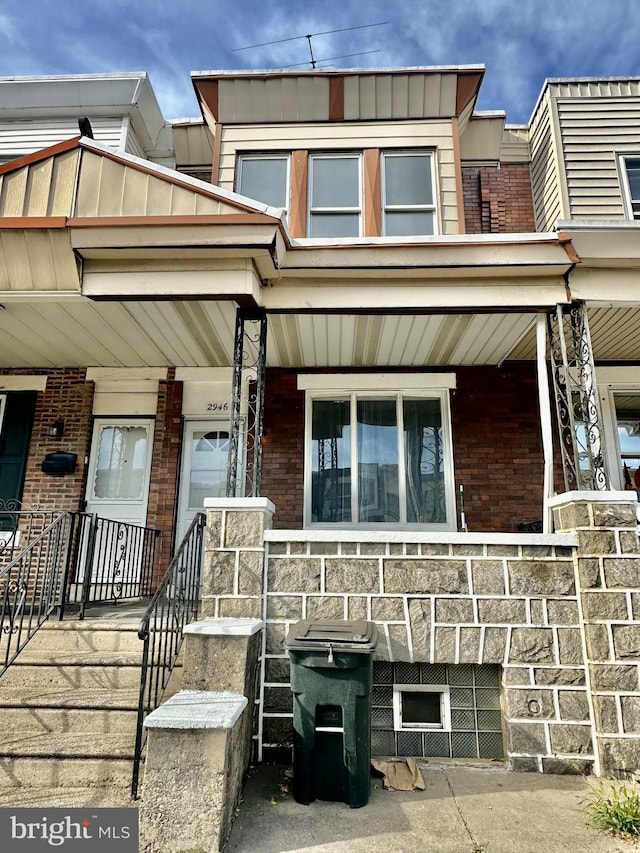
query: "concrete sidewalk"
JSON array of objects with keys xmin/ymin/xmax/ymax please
[{"xmin": 225, "ymin": 762, "xmax": 633, "ymax": 853}]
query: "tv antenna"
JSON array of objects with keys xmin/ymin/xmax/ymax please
[{"xmin": 233, "ymin": 22, "xmax": 388, "ymax": 69}]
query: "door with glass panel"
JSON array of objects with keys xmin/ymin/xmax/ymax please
[
  {"xmin": 176, "ymin": 421, "xmax": 231, "ymax": 545},
  {"xmin": 82, "ymin": 419, "xmax": 154, "ymax": 585}
]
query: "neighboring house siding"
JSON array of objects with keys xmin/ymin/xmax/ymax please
[
  {"xmin": 261, "ymin": 363, "xmax": 544, "ymax": 533},
  {"xmin": 529, "ymin": 92, "xmax": 563, "ymax": 231},
  {"xmin": 556, "ymin": 95, "xmax": 640, "ymax": 219},
  {"xmin": 462, "ymin": 163, "xmax": 536, "ymax": 233},
  {"xmin": 0, "ymin": 118, "xmax": 125, "ymax": 161},
  {"xmin": 218, "ymin": 120, "xmax": 460, "ymax": 234}
]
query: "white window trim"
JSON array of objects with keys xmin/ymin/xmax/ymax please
[
  {"xmin": 393, "ymin": 684, "xmax": 452, "ymax": 731},
  {"xmin": 597, "ymin": 367, "xmax": 640, "ymax": 491},
  {"xmin": 0, "ymin": 393, "xmax": 5, "ymax": 437},
  {"xmin": 618, "ymin": 154, "xmax": 640, "ymax": 220},
  {"xmin": 236, "ymin": 153, "xmax": 290, "ymax": 212},
  {"xmin": 308, "ymin": 152, "xmax": 362, "ymax": 238},
  {"xmin": 381, "ymin": 150, "xmax": 438, "ymax": 237},
  {"xmin": 302, "ymin": 375, "xmax": 457, "ymax": 530}
]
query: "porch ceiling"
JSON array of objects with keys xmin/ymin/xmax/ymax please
[{"xmin": 0, "ymin": 296, "xmax": 538, "ymax": 369}]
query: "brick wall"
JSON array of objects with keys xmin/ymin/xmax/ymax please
[
  {"xmin": 146, "ymin": 373, "xmax": 183, "ymax": 584},
  {"xmin": 261, "ymin": 363, "xmax": 545, "ymax": 533},
  {"xmin": 462, "ymin": 164, "xmax": 536, "ymax": 234},
  {"xmin": 15, "ymin": 368, "xmax": 94, "ymax": 513}
]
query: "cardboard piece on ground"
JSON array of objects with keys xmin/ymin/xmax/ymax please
[{"xmin": 371, "ymin": 758, "xmax": 426, "ymax": 791}]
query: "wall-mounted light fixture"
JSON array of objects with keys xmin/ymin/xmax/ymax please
[{"xmin": 47, "ymin": 421, "xmax": 65, "ymax": 438}]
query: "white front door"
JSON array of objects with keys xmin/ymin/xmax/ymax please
[
  {"xmin": 176, "ymin": 420, "xmax": 230, "ymax": 543},
  {"xmin": 85, "ymin": 418, "xmax": 155, "ymax": 524}
]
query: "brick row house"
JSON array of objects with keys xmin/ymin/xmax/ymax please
[{"xmin": 1, "ymin": 67, "xmax": 640, "ymax": 778}]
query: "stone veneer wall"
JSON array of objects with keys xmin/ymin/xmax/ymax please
[
  {"xmin": 553, "ymin": 494, "xmax": 640, "ymax": 777},
  {"xmin": 202, "ymin": 494, "xmax": 640, "ymax": 776}
]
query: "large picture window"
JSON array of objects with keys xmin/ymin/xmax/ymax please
[{"xmin": 302, "ymin": 376, "xmax": 456, "ymax": 528}]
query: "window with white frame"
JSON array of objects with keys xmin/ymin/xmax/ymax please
[
  {"xmin": 621, "ymin": 156, "xmax": 640, "ymax": 219},
  {"xmin": 237, "ymin": 154, "xmax": 289, "ymax": 209},
  {"xmin": 301, "ymin": 376, "xmax": 456, "ymax": 528},
  {"xmin": 308, "ymin": 153, "xmax": 361, "ymax": 238},
  {"xmin": 382, "ymin": 151, "xmax": 436, "ymax": 236},
  {"xmin": 393, "ymin": 684, "xmax": 451, "ymax": 731}
]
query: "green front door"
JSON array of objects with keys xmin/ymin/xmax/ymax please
[{"xmin": 0, "ymin": 391, "xmax": 37, "ymax": 519}]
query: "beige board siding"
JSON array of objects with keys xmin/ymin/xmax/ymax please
[
  {"xmin": 0, "ymin": 149, "xmax": 79, "ymax": 218},
  {"xmin": 75, "ymin": 150, "xmax": 235, "ymax": 217},
  {"xmin": 219, "ymin": 120, "xmax": 459, "ymax": 235},
  {"xmin": 529, "ymin": 92, "xmax": 563, "ymax": 231},
  {"xmin": 557, "ymin": 96, "xmax": 640, "ymax": 219},
  {"xmin": 0, "ymin": 118, "xmax": 124, "ymax": 161},
  {"xmin": 218, "ymin": 77, "xmax": 330, "ymax": 124},
  {"xmin": 173, "ymin": 123, "xmax": 214, "ymax": 169},
  {"xmin": 343, "ymin": 73, "xmax": 458, "ymax": 121}
]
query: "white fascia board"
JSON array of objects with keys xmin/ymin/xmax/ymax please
[{"xmin": 297, "ymin": 373, "xmax": 456, "ymax": 391}]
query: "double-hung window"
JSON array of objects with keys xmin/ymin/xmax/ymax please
[
  {"xmin": 300, "ymin": 375, "xmax": 456, "ymax": 528},
  {"xmin": 308, "ymin": 153, "xmax": 361, "ymax": 238},
  {"xmin": 382, "ymin": 151, "xmax": 436, "ymax": 236},
  {"xmin": 236, "ymin": 154, "xmax": 289, "ymax": 210},
  {"xmin": 622, "ymin": 156, "xmax": 640, "ymax": 220}
]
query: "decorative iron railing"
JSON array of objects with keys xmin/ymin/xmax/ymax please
[
  {"xmin": 70, "ymin": 514, "xmax": 160, "ymax": 619},
  {"xmin": 132, "ymin": 512, "xmax": 205, "ymax": 798},
  {"xmin": 0, "ymin": 512, "xmax": 75, "ymax": 677},
  {"xmin": 0, "ymin": 501, "xmax": 56, "ymax": 565}
]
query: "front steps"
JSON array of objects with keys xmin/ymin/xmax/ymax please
[{"xmin": 0, "ymin": 615, "xmax": 147, "ymax": 794}]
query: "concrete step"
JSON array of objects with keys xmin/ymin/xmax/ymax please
[
  {"xmin": 0, "ymin": 660, "xmax": 143, "ymax": 692},
  {"xmin": 0, "ymin": 707, "xmax": 138, "ymax": 737},
  {"xmin": 0, "ymin": 686, "xmax": 140, "ymax": 709},
  {"xmin": 35, "ymin": 621, "xmax": 143, "ymax": 655},
  {"xmin": 0, "ymin": 733, "xmax": 137, "ymax": 788},
  {"xmin": 0, "ymin": 785, "xmax": 137, "ymax": 808}
]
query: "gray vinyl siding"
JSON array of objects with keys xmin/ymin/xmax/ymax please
[{"xmin": 557, "ymin": 96, "xmax": 640, "ymax": 219}]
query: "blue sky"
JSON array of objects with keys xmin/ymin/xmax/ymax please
[{"xmin": 0, "ymin": 0, "xmax": 639, "ymax": 124}]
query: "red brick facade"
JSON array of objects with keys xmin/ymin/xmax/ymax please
[
  {"xmin": 462, "ymin": 164, "xmax": 536, "ymax": 234},
  {"xmin": 0, "ymin": 367, "xmax": 184, "ymax": 587},
  {"xmin": 261, "ymin": 364, "xmax": 546, "ymax": 532},
  {"xmin": 146, "ymin": 373, "xmax": 183, "ymax": 583}
]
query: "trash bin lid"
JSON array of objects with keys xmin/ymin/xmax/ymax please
[{"xmin": 286, "ymin": 619, "xmax": 378, "ymax": 651}]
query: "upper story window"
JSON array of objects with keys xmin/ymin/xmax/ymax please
[
  {"xmin": 621, "ymin": 156, "xmax": 640, "ymax": 219},
  {"xmin": 236, "ymin": 155, "xmax": 289, "ymax": 209},
  {"xmin": 300, "ymin": 374, "xmax": 456, "ymax": 529},
  {"xmin": 382, "ymin": 151, "xmax": 436, "ymax": 236},
  {"xmin": 308, "ymin": 154, "xmax": 361, "ymax": 238}
]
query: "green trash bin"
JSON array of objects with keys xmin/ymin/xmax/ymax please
[{"xmin": 287, "ymin": 619, "xmax": 378, "ymax": 808}]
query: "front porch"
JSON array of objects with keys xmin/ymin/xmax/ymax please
[{"xmin": 202, "ymin": 492, "xmax": 640, "ymax": 778}]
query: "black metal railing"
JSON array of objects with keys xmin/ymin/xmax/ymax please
[
  {"xmin": 70, "ymin": 514, "xmax": 160, "ymax": 618},
  {"xmin": 0, "ymin": 501, "xmax": 56, "ymax": 566},
  {"xmin": 0, "ymin": 512, "xmax": 75, "ymax": 676},
  {"xmin": 132, "ymin": 512, "xmax": 205, "ymax": 798}
]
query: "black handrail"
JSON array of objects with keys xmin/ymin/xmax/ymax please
[
  {"xmin": 131, "ymin": 512, "xmax": 205, "ymax": 798},
  {"xmin": 0, "ymin": 512, "xmax": 75, "ymax": 676},
  {"xmin": 70, "ymin": 514, "xmax": 160, "ymax": 619}
]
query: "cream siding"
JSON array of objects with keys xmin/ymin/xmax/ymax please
[
  {"xmin": 75, "ymin": 150, "xmax": 241, "ymax": 217},
  {"xmin": 218, "ymin": 77, "xmax": 330, "ymax": 124},
  {"xmin": 173, "ymin": 122, "xmax": 214, "ymax": 169},
  {"xmin": 218, "ymin": 120, "xmax": 460, "ymax": 234},
  {"xmin": 343, "ymin": 73, "xmax": 459, "ymax": 120},
  {"xmin": 556, "ymin": 96, "xmax": 640, "ymax": 219},
  {"xmin": 0, "ymin": 149, "xmax": 79, "ymax": 217},
  {"xmin": 529, "ymin": 91, "xmax": 564, "ymax": 230},
  {"xmin": 0, "ymin": 118, "xmax": 125, "ymax": 162}
]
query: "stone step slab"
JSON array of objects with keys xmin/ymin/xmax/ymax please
[
  {"xmin": 0, "ymin": 707, "xmax": 138, "ymax": 737},
  {"xmin": 33, "ymin": 622, "xmax": 143, "ymax": 655},
  {"xmin": 0, "ymin": 662, "xmax": 143, "ymax": 692},
  {"xmin": 0, "ymin": 756, "xmax": 136, "ymax": 789},
  {"xmin": 0, "ymin": 686, "xmax": 140, "ymax": 709}
]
